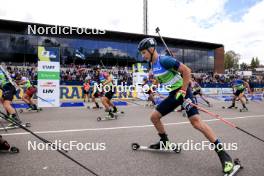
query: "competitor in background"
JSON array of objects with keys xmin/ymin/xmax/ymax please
[
  {"xmin": 242, "ymin": 77, "xmax": 249, "ymax": 103},
  {"xmin": 142, "ymin": 73, "xmax": 156, "ymax": 107},
  {"xmin": 96, "ymin": 67, "xmax": 118, "ymax": 117},
  {"xmin": 90, "ymin": 78, "xmax": 101, "ymax": 109},
  {"xmin": 191, "ymin": 76, "xmax": 211, "ymax": 107},
  {"xmin": 78, "ymin": 67, "xmax": 102, "ymax": 109},
  {"xmin": 15, "ymin": 74, "xmax": 38, "ymax": 111},
  {"xmin": 83, "ymin": 78, "xmax": 91, "ymax": 102},
  {"xmin": 228, "ymin": 76, "xmax": 251, "ymax": 111},
  {"xmin": 0, "ymin": 67, "xmax": 22, "ymax": 126},
  {"xmin": 137, "ymin": 38, "xmax": 234, "ymax": 174}
]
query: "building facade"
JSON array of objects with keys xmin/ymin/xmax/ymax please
[{"xmin": 0, "ymin": 19, "xmax": 224, "ymax": 73}]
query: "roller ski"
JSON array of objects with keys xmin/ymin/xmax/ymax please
[
  {"xmin": 0, "ymin": 114, "xmax": 23, "ymax": 130},
  {"xmin": 132, "ymin": 133, "xmax": 181, "ymax": 153},
  {"xmin": 222, "ymin": 106, "xmax": 238, "ymax": 109},
  {"xmin": 131, "ymin": 142, "xmax": 181, "ymax": 153},
  {"xmin": 87, "ymin": 106, "xmax": 103, "ymax": 110},
  {"xmin": 97, "ymin": 111, "xmax": 118, "ymax": 121},
  {"xmin": 0, "ymin": 136, "xmax": 19, "ymax": 153},
  {"xmin": 19, "ymin": 107, "xmax": 42, "ymax": 113},
  {"xmin": 0, "ymin": 122, "xmax": 31, "ymax": 131}
]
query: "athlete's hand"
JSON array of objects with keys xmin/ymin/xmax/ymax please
[{"xmin": 175, "ymin": 89, "xmax": 186, "ymax": 100}]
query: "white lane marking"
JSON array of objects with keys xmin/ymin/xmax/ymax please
[{"xmin": 1, "ymin": 114, "xmax": 264, "ymax": 136}]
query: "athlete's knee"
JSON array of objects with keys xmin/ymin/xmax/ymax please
[
  {"xmin": 3, "ymin": 100, "xmax": 10, "ymax": 106},
  {"xmin": 101, "ymin": 97, "xmax": 107, "ymax": 102},
  {"xmin": 189, "ymin": 116, "xmax": 204, "ymax": 130},
  {"xmin": 150, "ymin": 111, "xmax": 162, "ymax": 124}
]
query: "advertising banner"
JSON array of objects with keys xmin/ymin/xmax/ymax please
[{"xmin": 37, "ymin": 47, "xmax": 60, "ymax": 107}]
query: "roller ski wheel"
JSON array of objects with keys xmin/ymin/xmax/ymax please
[
  {"xmin": 0, "ymin": 122, "xmax": 31, "ymax": 131},
  {"xmin": 19, "ymin": 109, "xmax": 24, "ymax": 113},
  {"xmin": 10, "ymin": 146, "xmax": 19, "ymax": 153},
  {"xmin": 131, "ymin": 143, "xmax": 140, "ymax": 150},
  {"xmin": 97, "ymin": 117, "xmax": 102, "ymax": 121},
  {"xmin": 224, "ymin": 158, "xmax": 243, "ymax": 176}
]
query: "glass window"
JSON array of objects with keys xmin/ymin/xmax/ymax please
[
  {"xmin": 0, "ymin": 32, "xmax": 216, "ymax": 70},
  {"xmin": 0, "ymin": 33, "xmax": 10, "ymax": 51}
]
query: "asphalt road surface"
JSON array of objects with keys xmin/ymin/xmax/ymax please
[{"xmin": 1, "ymin": 98, "xmax": 264, "ymax": 176}]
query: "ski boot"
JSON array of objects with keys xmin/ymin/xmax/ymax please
[
  {"xmin": 108, "ymin": 110, "xmax": 115, "ymax": 119},
  {"xmin": 7, "ymin": 114, "xmax": 22, "ymax": 127},
  {"xmin": 103, "ymin": 109, "xmax": 115, "ymax": 119},
  {"xmin": 206, "ymin": 101, "xmax": 211, "ymax": 107},
  {"xmin": 149, "ymin": 133, "xmax": 171, "ymax": 150},
  {"xmin": 217, "ymin": 150, "xmax": 234, "ymax": 174},
  {"xmin": 240, "ymin": 107, "xmax": 248, "ymax": 112},
  {"xmin": 112, "ymin": 106, "xmax": 118, "ymax": 113},
  {"xmin": 31, "ymin": 104, "xmax": 39, "ymax": 111}
]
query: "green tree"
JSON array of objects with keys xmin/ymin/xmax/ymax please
[
  {"xmin": 224, "ymin": 50, "xmax": 240, "ymax": 70},
  {"xmin": 240, "ymin": 62, "xmax": 248, "ymax": 70},
  {"xmin": 250, "ymin": 57, "xmax": 257, "ymax": 69},
  {"xmin": 255, "ymin": 57, "xmax": 260, "ymax": 67}
]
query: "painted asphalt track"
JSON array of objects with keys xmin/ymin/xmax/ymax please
[{"xmin": 1, "ymin": 98, "xmax": 264, "ymax": 176}]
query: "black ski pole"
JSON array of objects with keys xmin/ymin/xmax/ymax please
[{"xmin": 155, "ymin": 27, "xmax": 173, "ymax": 56}]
